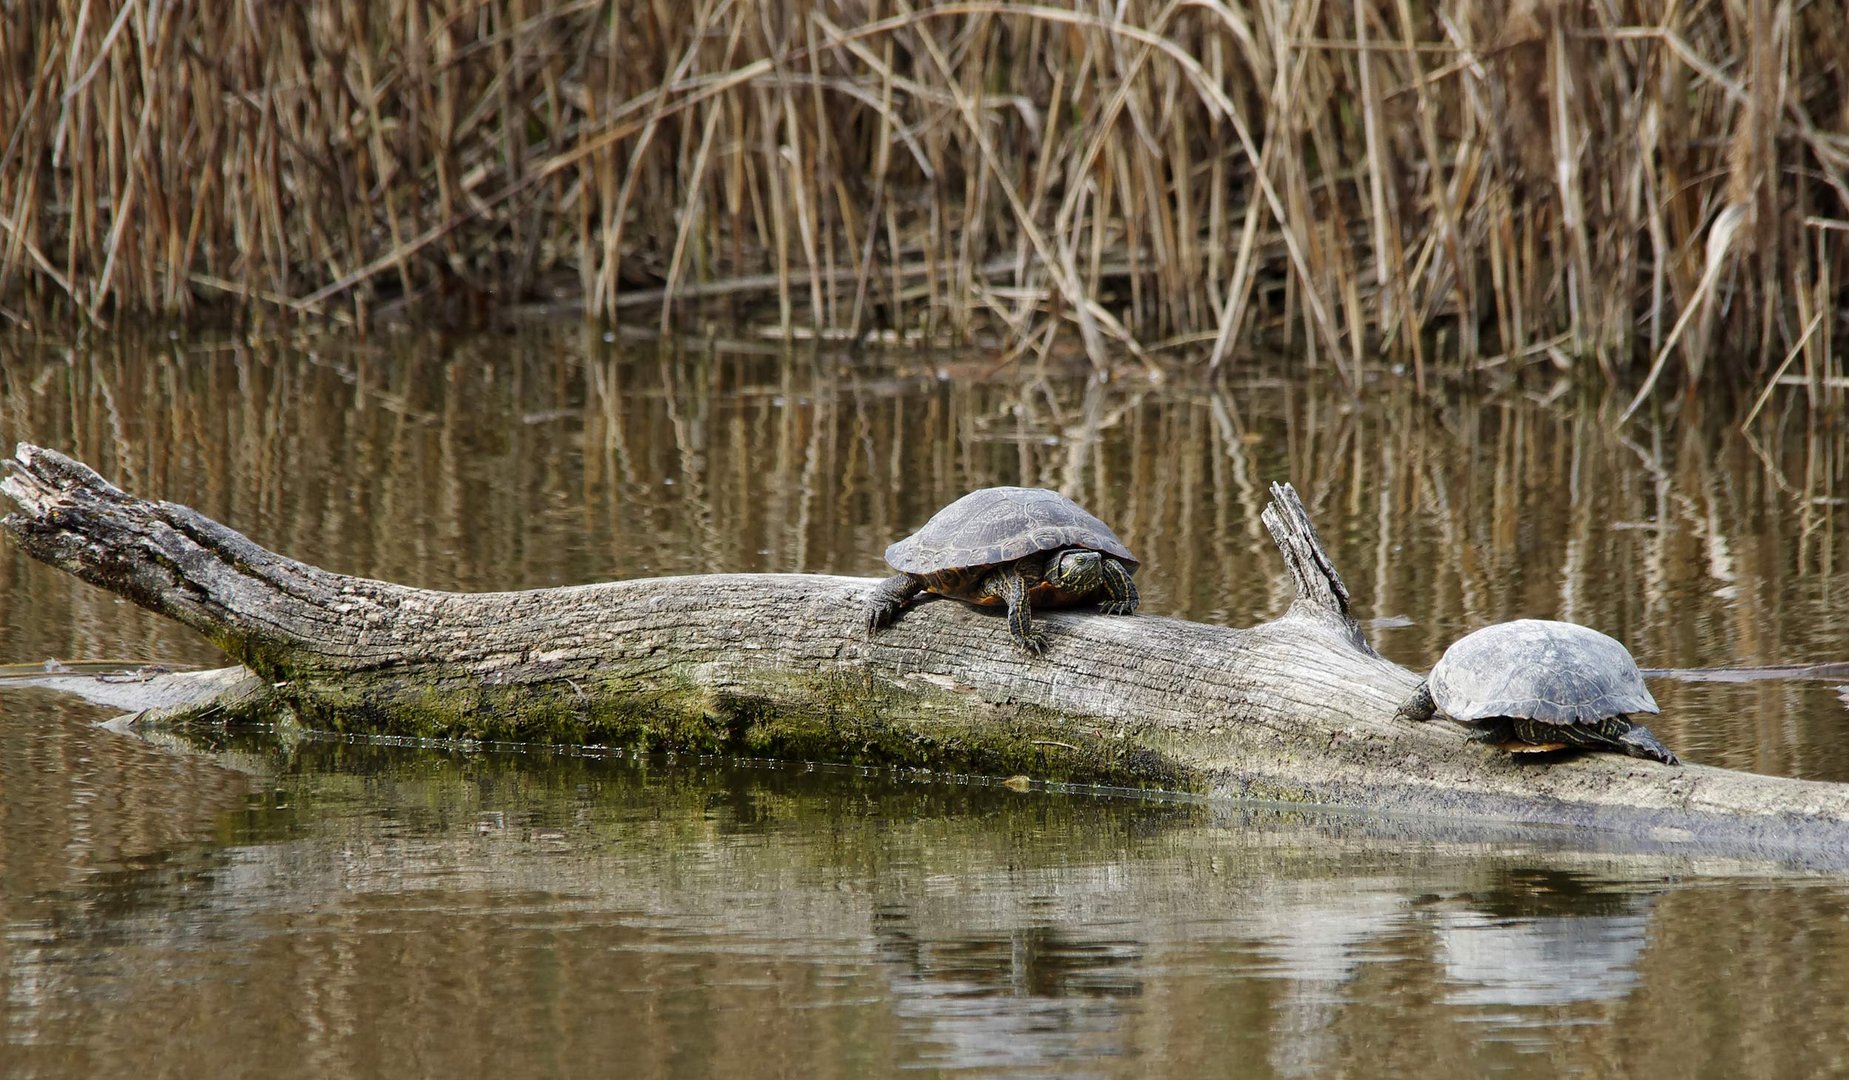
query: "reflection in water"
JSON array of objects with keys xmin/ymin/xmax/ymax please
[
  {"xmin": 1434, "ymin": 908, "xmax": 1648, "ymax": 1011},
  {"xmin": 4, "ymin": 714, "xmax": 1849, "ymax": 1076},
  {"xmin": 877, "ymin": 918, "xmax": 1141, "ymax": 1074},
  {"xmin": 2, "ymin": 330, "xmax": 1849, "ymax": 1078},
  {"xmin": 1429, "ymin": 869, "xmax": 1658, "ymax": 1014},
  {"xmin": 1239, "ymin": 884, "xmax": 1406, "ymax": 988},
  {"xmin": 1233, "ymin": 883, "xmax": 1409, "ymax": 1080}
]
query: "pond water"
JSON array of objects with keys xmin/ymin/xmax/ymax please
[{"xmin": 1, "ymin": 330, "xmax": 1846, "ymax": 1077}]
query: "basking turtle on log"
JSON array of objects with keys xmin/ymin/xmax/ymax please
[
  {"xmin": 865, "ymin": 486, "xmax": 1139, "ymax": 655},
  {"xmin": 10, "ymin": 442, "xmax": 1849, "ymax": 865},
  {"xmin": 1393, "ymin": 620, "xmax": 1679, "ymax": 765}
]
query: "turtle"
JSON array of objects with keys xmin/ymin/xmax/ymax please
[
  {"xmin": 1392, "ymin": 619, "xmax": 1680, "ymax": 765},
  {"xmin": 864, "ymin": 486, "xmax": 1139, "ymax": 656}
]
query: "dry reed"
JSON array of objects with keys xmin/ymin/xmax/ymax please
[{"xmin": 1, "ymin": 0, "xmax": 1845, "ymax": 401}]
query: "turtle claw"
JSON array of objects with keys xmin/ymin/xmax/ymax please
[
  {"xmin": 1016, "ymin": 629, "xmax": 1051, "ymax": 657},
  {"xmin": 863, "ymin": 602, "xmax": 892, "ymax": 639},
  {"xmin": 1097, "ymin": 557, "xmax": 1139, "ymax": 618},
  {"xmin": 864, "ymin": 573, "xmax": 922, "ymax": 640}
]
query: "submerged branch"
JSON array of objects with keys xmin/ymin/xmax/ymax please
[{"xmin": 8, "ymin": 443, "xmax": 1849, "ymax": 866}]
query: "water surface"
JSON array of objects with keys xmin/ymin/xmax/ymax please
[{"xmin": 1, "ymin": 331, "xmax": 1846, "ymax": 1077}]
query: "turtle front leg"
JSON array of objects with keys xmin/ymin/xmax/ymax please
[
  {"xmin": 987, "ymin": 568, "xmax": 1048, "ymax": 656},
  {"xmin": 864, "ymin": 573, "xmax": 924, "ymax": 637},
  {"xmin": 1392, "ymin": 680, "xmax": 1438, "ymax": 723},
  {"xmin": 1614, "ymin": 718, "xmax": 1682, "ymax": 766},
  {"xmin": 1097, "ymin": 557, "xmax": 1139, "ymax": 616}
]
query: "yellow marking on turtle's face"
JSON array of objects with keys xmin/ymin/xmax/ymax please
[{"xmin": 1045, "ymin": 549, "xmax": 1104, "ymax": 593}]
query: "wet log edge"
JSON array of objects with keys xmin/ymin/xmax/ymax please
[{"xmin": 7, "ymin": 443, "xmax": 1849, "ymax": 868}]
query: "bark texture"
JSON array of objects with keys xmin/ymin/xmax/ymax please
[{"xmin": 7, "ymin": 443, "xmax": 1849, "ymax": 865}]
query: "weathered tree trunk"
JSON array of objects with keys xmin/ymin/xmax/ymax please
[{"xmin": 7, "ymin": 443, "xmax": 1849, "ymax": 864}]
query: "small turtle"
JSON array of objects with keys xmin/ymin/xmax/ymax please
[
  {"xmin": 865, "ymin": 486, "xmax": 1139, "ymax": 655},
  {"xmin": 1393, "ymin": 619, "xmax": 1680, "ymax": 765}
]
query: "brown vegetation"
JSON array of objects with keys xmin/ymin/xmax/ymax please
[{"xmin": 2, "ymin": 1, "xmax": 1846, "ymax": 395}]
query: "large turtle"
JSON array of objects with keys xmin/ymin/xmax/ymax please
[
  {"xmin": 1393, "ymin": 619, "xmax": 1680, "ymax": 765},
  {"xmin": 864, "ymin": 486, "xmax": 1139, "ymax": 655}
]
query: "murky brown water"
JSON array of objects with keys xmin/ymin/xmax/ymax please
[{"xmin": 2, "ymin": 330, "xmax": 1847, "ymax": 1077}]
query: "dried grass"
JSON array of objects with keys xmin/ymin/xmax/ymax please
[{"xmin": 1, "ymin": 0, "xmax": 1845, "ymax": 399}]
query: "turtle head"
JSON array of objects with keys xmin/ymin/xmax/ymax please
[{"xmin": 1046, "ymin": 548, "xmax": 1103, "ymax": 592}]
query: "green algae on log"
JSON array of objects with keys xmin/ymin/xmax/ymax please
[{"xmin": 9, "ymin": 442, "xmax": 1849, "ymax": 866}]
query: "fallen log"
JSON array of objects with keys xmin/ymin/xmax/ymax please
[{"xmin": 7, "ymin": 442, "xmax": 1849, "ymax": 865}]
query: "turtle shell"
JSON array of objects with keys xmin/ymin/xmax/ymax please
[
  {"xmin": 884, "ymin": 487, "xmax": 1137, "ymax": 578},
  {"xmin": 1428, "ymin": 619, "xmax": 1658, "ymax": 726}
]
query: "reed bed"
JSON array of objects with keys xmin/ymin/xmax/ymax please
[{"xmin": 2, "ymin": 1, "xmax": 1845, "ymax": 398}]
